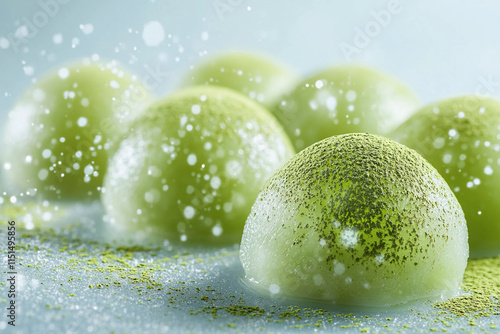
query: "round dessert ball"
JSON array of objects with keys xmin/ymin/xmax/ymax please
[
  {"xmin": 390, "ymin": 96, "xmax": 500, "ymax": 258},
  {"xmin": 1, "ymin": 59, "xmax": 153, "ymax": 200},
  {"xmin": 240, "ymin": 133, "xmax": 468, "ymax": 307},
  {"xmin": 181, "ymin": 51, "xmax": 297, "ymax": 109},
  {"xmin": 274, "ymin": 65, "xmax": 420, "ymax": 151},
  {"xmin": 102, "ymin": 86, "xmax": 295, "ymax": 244}
]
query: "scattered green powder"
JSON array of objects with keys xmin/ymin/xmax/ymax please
[
  {"xmin": 2, "ymin": 202, "xmax": 500, "ymax": 332},
  {"xmin": 433, "ymin": 257, "xmax": 500, "ymax": 317}
]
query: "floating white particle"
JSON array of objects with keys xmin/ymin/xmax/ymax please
[
  {"xmin": 71, "ymin": 37, "xmax": 79, "ymax": 47},
  {"xmin": 42, "ymin": 212, "xmax": 52, "ymax": 221},
  {"xmin": 484, "ymin": 166, "xmax": 493, "ymax": 175},
  {"xmin": 144, "ymin": 189, "xmax": 160, "ymax": 203},
  {"xmin": 58, "ymin": 68, "xmax": 69, "ymax": 79},
  {"xmin": 33, "ymin": 88, "xmax": 46, "ymax": 102},
  {"xmin": 478, "ymin": 211, "xmax": 482, "ymax": 215},
  {"xmin": 201, "ymin": 31, "xmax": 209, "ymax": 41},
  {"xmin": 269, "ymin": 284, "xmax": 280, "ymax": 294},
  {"xmin": 77, "ymin": 117, "xmax": 88, "ymax": 127},
  {"xmin": 10, "ymin": 196, "xmax": 17, "ymax": 204},
  {"xmin": 52, "ymin": 33, "xmax": 63, "ymax": 44},
  {"xmin": 479, "ymin": 107, "xmax": 485, "ymax": 114},
  {"xmin": 79, "ymin": 23, "xmax": 94, "ymax": 35},
  {"xmin": 204, "ymin": 142, "xmax": 212, "ymax": 150},
  {"xmin": 457, "ymin": 111, "xmax": 465, "ymax": 118},
  {"xmin": 59, "ymin": 137, "xmax": 65, "ymax": 143},
  {"xmin": 375, "ymin": 253, "xmax": 385, "ymax": 263},
  {"xmin": 84, "ymin": 164, "xmax": 94, "ymax": 175},
  {"xmin": 63, "ymin": 90, "xmax": 75, "ymax": 99},
  {"xmin": 473, "ymin": 178, "xmax": 481, "ymax": 185},
  {"xmin": 191, "ymin": 104, "xmax": 201, "ymax": 114},
  {"xmin": 467, "ymin": 181, "xmax": 473, "ymax": 188},
  {"xmin": 0, "ymin": 37, "xmax": 10, "ymax": 49},
  {"xmin": 443, "ymin": 153, "xmax": 452, "ymax": 164},
  {"xmin": 25, "ymin": 155, "xmax": 32, "ymax": 163},
  {"xmin": 38, "ymin": 169, "xmax": 49, "ymax": 181},
  {"xmin": 448, "ymin": 129, "xmax": 457, "ymax": 137},
  {"xmin": 137, "ymin": 209, "xmax": 142, "ymax": 215},
  {"xmin": 315, "ymin": 80, "xmax": 324, "ymax": 89},
  {"xmin": 147, "ymin": 165, "xmax": 161, "ymax": 177},
  {"xmin": 326, "ymin": 96, "xmax": 337, "ymax": 111},
  {"xmin": 226, "ymin": 160, "xmax": 242, "ymax": 178},
  {"xmin": 345, "ymin": 277, "xmax": 352, "ymax": 284},
  {"xmin": 433, "ymin": 137, "xmax": 445, "ymax": 149},
  {"xmin": 183, "ymin": 206, "xmax": 195, "ymax": 219},
  {"xmin": 180, "ymin": 234, "xmax": 187, "ymax": 242},
  {"xmin": 42, "ymin": 149, "xmax": 52, "ymax": 159},
  {"xmin": 187, "ymin": 154, "xmax": 197, "ymax": 166},
  {"xmin": 346, "ymin": 90, "xmax": 357, "ymax": 102},
  {"xmin": 334, "ymin": 261, "xmax": 345, "ymax": 275},
  {"xmin": 341, "ymin": 227, "xmax": 358, "ymax": 247},
  {"xmin": 223, "ymin": 202, "xmax": 232, "ymax": 213},
  {"xmin": 110, "ymin": 80, "xmax": 120, "ymax": 89},
  {"xmin": 212, "ymin": 224, "xmax": 223, "ymax": 236},
  {"xmin": 73, "ymin": 163, "xmax": 80, "ymax": 170},
  {"xmin": 210, "ymin": 176, "xmax": 221, "ymax": 189},
  {"xmin": 309, "ymin": 100, "xmax": 318, "ymax": 110},
  {"xmin": 142, "ymin": 21, "xmax": 165, "ymax": 47},
  {"xmin": 313, "ymin": 274, "xmax": 324, "ymax": 286},
  {"xmin": 15, "ymin": 25, "xmax": 29, "ymax": 38},
  {"xmin": 23, "ymin": 66, "xmax": 34, "ymax": 76}
]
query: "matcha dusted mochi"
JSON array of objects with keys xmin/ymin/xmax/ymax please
[
  {"xmin": 102, "ymin": 86, "xmax": 295, "ymax": 243},
  {"xmin": 390, "ymin": 96, "xmax": 500, "ymax": 258},
  {"xmin": 274, "ymin": 65, "xmax": 419, "ymax": 151},
  {"xmin": 1, "ymin": 59, "xmax": 152, "ymax": 200},
  {"xmin": 181, "ymin": 51, "xmax": 297, "ymax": 109},
  {"xmin": 240, "ymin": 133, "xmax": 468, "ymax": 306}
]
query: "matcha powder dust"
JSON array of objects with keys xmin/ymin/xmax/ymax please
[{"xmin": 434, "ymin": 257, "xmax": 500, "ymax": 319}]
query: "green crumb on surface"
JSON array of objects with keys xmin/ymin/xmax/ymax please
[{"xmin": 433, "ymin": 257, "xmax": 500, "ymax": 317}]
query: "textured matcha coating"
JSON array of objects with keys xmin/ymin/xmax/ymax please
[
  {"xmin": 103, "ymin": 86, "xmax": 295, "ymax": 244},
  {"xmin": 390, "ymin": 96, "xmax": 500, "ymax": 258},
  {"xmin": 240, "ymin": 133, "xmax": 468, "ymax": 306}
]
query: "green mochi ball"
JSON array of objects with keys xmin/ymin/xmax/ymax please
[
  {"xmin": 1, "ymin": 59, "xmax": 153, "ymax": 200},
  {"xmin": 390, "ymin": 96, "xmax": 500, "ymax": 258},
  {"xmin": 181, "ymin": 51, "xmax": 298, "ymax": 109},
  {"xmin": 240, "ymin": 133, "xmax": 468, "ymax": 306},
  {"xmin": 274, "ymin": 65, "xmax": 420, "ymax": 151},
  {"xmin": 102, "ymin": 86, "xmax": 295, "ymax": 244}
]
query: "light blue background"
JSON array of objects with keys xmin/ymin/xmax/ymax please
[{"xmin": 1, "ymin": 0, "xmax": 500, "ymax": 126}]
